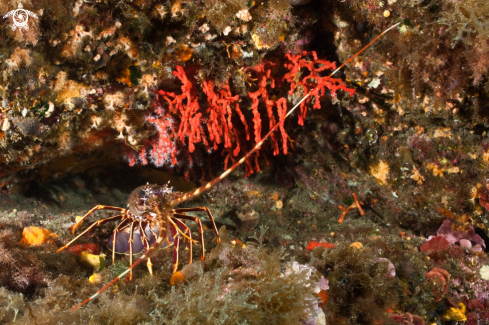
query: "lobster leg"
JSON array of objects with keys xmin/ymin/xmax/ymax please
[
  {"xmin": 111, "ymin": 219, "xmax": 131, "ymax": 264},
  {"xmin": 146, "ymin": 226, "xmax": 166, "ymax": 273},
  {"xmin": 72, "ymin": 205, "xmax": 127, "ymax": 235},
  {"xmin": 171, "ymin": 223, "xmax": 180, "ymax": 273},
  {"xmin": 173, "ymin": 207, "xmax": 220, "ymax": 244},
  {"xmin": 138, "ymin": 220, "xmax": 154, "ymax": 275},
  {"xmin": 173, "ymin": 217, "xmax": 193, "ymax": 264},
  {"xmin": 70, "ymin": 229, "xmax": 176, "ymax": 311},
  {"xmin": 141, "ymin": 213, "xmax": 163, "ymax": 260},
  {"xmin": 128, "ymin": 221, "xmax": 136, "ymax": 281},
  {"xmin": 146, "ymin": 257, "xmax": 154, "ymax": 276},
  {"xmin": 70, "ymin": 231, "xmax": 169, "ymax": 311},
  {"xmin": 56, "ymin": 215, "xmax": 124, "ymax": 253},
  {"xmin": 172, "ymin": 213, "xmax": 204, "ymax": 261}
]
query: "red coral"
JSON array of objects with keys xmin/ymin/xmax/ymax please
[
  {"xmin": 202, "ymin": 79, "xmax": 256, "ymax": 175},
  {"xmin": 247, "ymin": 62, "xmax": 290, "ymax": 156},
  {"xmin": 158, "ymin": 65, "xmax": 202, "ymax": 153},
  {"xmin": 283, "ymin": 51, "xmax": 356, "ymax": 126},
  {"xmin": 134, "ymin": 53, "xmax": 355, "ymax": 177}
]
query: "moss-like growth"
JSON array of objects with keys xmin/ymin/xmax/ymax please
[
  {"xmin": 0, "ymin": 288, "xmax": 25, "ymax": 323},
  {"xmin": 268, "ymin": 0, "xmax": 291, "ymax": 14},
  {"xmin": 313, "ymin": 244, "xmax": 398, "ymax": 325},
  {"xmin": 439, "ymin": 0, "xmax": 489, "ymax": 47},
  {"xmin": 0, "ymin": 226, "xmax": 86, "ymax": 297},
  {"xmin": 149, "ymin": 228, "xmax": 319, "ymax": 325},
  {"xmin": 5, "ymin": 276, "xmax": 153, "ymax": 325},
  {"xmin": 204, "ymin": 0, "xmax": 247, "ymax": 33},
  {"xmin": 0, "ymin": 228, "xmax": 49, "ymax": 294}
]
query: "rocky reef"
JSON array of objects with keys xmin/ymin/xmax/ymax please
[
  {"xmin": 0, "ymin": 0, "xmax": 322, "ymax": 182},
  {"xmin": 2, "ymin": 0, "xmax": 489, "ymax": 324}
]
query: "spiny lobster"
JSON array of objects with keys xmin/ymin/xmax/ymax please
[{"xmin": 58, "ymin": 22, "xmax": 400, "ymax": 311}]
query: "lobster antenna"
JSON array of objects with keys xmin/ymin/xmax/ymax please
[
  {"xmin": 171, "ymin": 21, "xmax": 401, "ymax": 206},
  {"xmin": 70, "ymin": 22, "xmax": 400, "ymax": 311}
]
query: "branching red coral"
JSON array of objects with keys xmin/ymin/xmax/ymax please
[
  {"xmin": 283, "ymin": 51, "xmax": 356, "ymax": 126},
  {"xmin": 158, "ymin": 65, "xmax": 202, "ymax": 154},
  {"xmin": 133, "ymin": 52, "xmax": 355, "ymax": 177},
  {"xmin": 202, "ymin": 79, "xmax": 248, "ymax": 155}
]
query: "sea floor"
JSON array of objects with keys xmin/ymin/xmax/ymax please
[{"xmin": 0, "ymin": 150, "xmax": 487, "ymax": 324}]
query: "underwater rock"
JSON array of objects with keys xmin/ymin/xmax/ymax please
[
  {"xmin": 149, "ymin": 226, "xmax": 320, "ymax": 324},
  {"xmin": 1, "ymin": 1, "xmax": 489, "ymax": 324},
  {"xmin": 236, "ymin": 204, "xmax": 260, "ymax": 229},
  {"xmin": 12, "ymin": 117, "xmax": 45, "ymax": 137},
  {"xmin": 0, "ymin": 228, "xmax": 52, "ymax": 293}
]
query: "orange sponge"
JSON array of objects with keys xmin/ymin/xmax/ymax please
[
  {"xmin": 19, "ymin": 226, "xmax": 57, "ymax": 246},
  {"xmin": 170, "ymin": 271, "xmax": 185, "ymax": 286}
]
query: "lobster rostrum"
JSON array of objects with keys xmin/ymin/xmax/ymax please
[{"xmin": 58, "ymin": 22, "xmax": 400, "ymax": 311}]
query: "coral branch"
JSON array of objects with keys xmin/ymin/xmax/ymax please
[
  {"xmin": 283, "ymin": 51, "xmax": 356, "ymax": 125},
  {"xmin": 134, "ymin": 52, "xmax": 355, "ymax": 177}
]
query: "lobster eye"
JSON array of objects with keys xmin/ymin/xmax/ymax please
[{"xmin": 139, "ymin": 190, "xmax": 146, "ymax": 197}]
